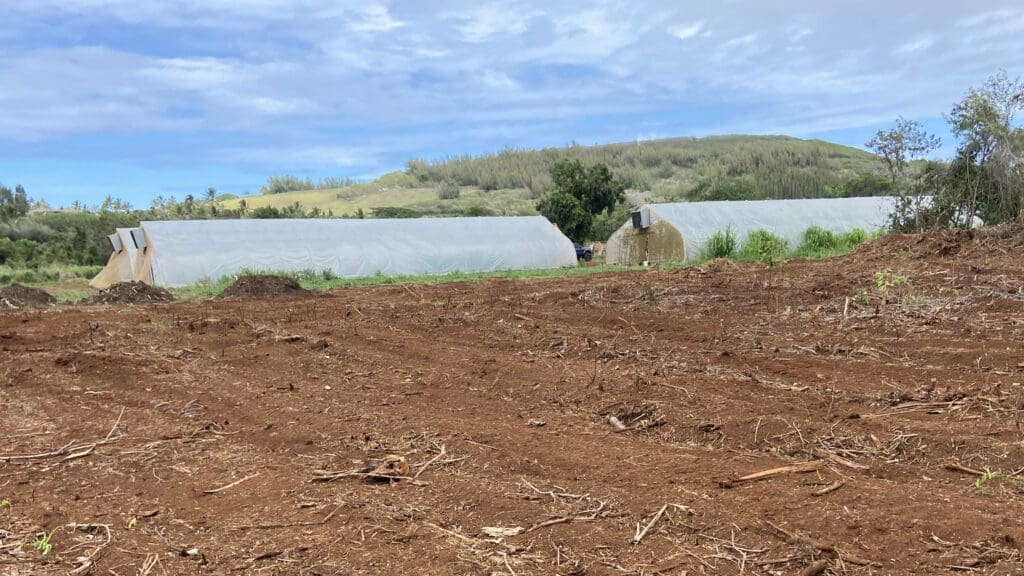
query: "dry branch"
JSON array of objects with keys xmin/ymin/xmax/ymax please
[
  {"xmin": 812, "ymin": 480, "xmax": 845, "ymax": 497},
  {"xmin": 203, "ymin": 473, "xmax": 258, "ymax": 494},
  {"xmin": 632, "ymin": 504, "xmax": 668, "ymax": 544},
  {"xmin": 0, "ymin": 408, "xmax": 125, "ymax": 462},
  {"xmin": 719, "ymin": 460, "xmax": 823, "ymax": 488},
  {"xmin": 412, "ymin": 444, "xmax": 447, "ymax": 480}
]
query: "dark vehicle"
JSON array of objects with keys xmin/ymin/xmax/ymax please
[{"xmin": 574, "ymin": 243, "xmax": 593, "ymax": 261}]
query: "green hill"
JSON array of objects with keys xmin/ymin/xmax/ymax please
[{"xmin": 223, "ymin": 135, "xmax": 884, "ymax": 218}]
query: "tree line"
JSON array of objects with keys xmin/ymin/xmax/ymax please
[
  {"xmin": 867, "ymin": 71, "xmax": 1023, "ymax": 230},
  {"xmin": 0, "ymin": 187, "xmax": 337, "ymax": 271}
]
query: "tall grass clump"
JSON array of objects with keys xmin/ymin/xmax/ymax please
[
  {"xmin": 702, "ymin": 228, "xmax": 737, "ymax": 259},
  {"xmin": 795, "ymin": 226, "xmax": 876, "ymax": 258},
  {"xmin": 738, "ymin": 229, "xmax": 789, "ymax": 264},
  {"xmin": 800, "ymin": 226, "xmax": 839, "ymax": 252},
  {"xmin": 841, "ymin": 228, "xmax": 869, "ymax": 247}
]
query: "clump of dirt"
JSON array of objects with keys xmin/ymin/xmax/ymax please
[
  {"xmin": 851, "ymin": 229, "xmax": 979, "ymax": 261},
  {"xmin": 85, "ymin": 281, "xmax": 174, "ymax": 305},
  {"xmin": 0, "ymin": 284, "xmax": 57, "ymax": 309},
  {"xmin": 218, "ymin": 275, "xmax": 310, "ymax": 299}
]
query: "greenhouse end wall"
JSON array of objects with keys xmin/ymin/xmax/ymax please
[{"xmin": 604, "ymin": 213, "xmax": 685, "ymax": 265}]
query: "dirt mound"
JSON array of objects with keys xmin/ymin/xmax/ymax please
[
  {"xmin": 218, "ymin": 274, "xmax": 310, "ymax": 299},
  {"xmin": 851, "ymin": 228, "xmax": 992, "ymax": 261},
  {"xmin": 85, "ymin": 281, "xmax": 174, "ymax": 305},
  {"xmin": 0, "ymin": 284, "xmax": 57, "ymax": 309}
]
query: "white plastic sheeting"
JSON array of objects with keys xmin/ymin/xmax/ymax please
[
  {"xmin": 135, "ymin": 216, "xmax": 577, "ymax": 287},
  {"xmin": 89, "ymin": 227, "xmax": 140, "ymax": 289},
  {"xmin": 607, "ymin": 197, "xmax": 898, "ymax": 264}
]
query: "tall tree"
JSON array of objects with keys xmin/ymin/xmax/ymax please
[
  {"xmin": 538, "ymin": 159, "xmax": 625, "ymax": 241},
  {"xmin": 13, "ymin": 185, "xmax": 30, "ymax": 217},
  {"xmin": 866, "ymin": 117, "xmax": 941, "ymax": 186},
  {"xmin": 946, "ymin": 70, "xmax": 1024, "ymax": 223}
]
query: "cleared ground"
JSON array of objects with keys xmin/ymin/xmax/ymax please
[{"xmin": 2, "ymin": 230, "xmax": 1023, "ymax": 575}]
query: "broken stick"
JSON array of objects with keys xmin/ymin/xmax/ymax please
[
  {"xmin": 719, "ymin": 460, "xmax": 823, "ymax": 488},
  {"xmin": 204, "ymin": 473, "xmax": 258, "ymax": 494},
  {"xmin": 632, "ymin": 504, "xmax": 668, "ymax": 544}
]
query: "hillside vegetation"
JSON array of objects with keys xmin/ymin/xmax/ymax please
[{"xmin": 223, "ymin": 135, "xmax": 885, "ymax": 218}]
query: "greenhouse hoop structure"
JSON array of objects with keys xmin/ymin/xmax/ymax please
[
  {"xmin": 605, "ymin": 197, "xmax": 899, "ymax": 265},
  {"xmin": 89, "ymin": 227, "xmax": 140, "ymax": 289},
  {"xmin": 120, "ymin": 216, "xmax": 576, "ymax": 287}
]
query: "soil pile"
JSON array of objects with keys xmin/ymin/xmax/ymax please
[
  {"xmin": 85, "ymin": 281, "xmax": 174, "ymax": 305},
  {"xmin": 0, "ymin": 284, "xmax": 57, "ymax": 309},
  {"xmin": 218, "ymin": 275, "xmax": 310, "ymax": 299}
]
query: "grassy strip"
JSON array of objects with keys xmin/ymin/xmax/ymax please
[
  {"xmin": 169, "ymin": 262, "xmax": 650, "ymax": 300},
  {"xmin": 0, "ymin": 265, "xmax": 103, "ymax": 286}
]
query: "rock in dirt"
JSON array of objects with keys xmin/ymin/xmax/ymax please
[
  {"xmin": 85, "ymin": 281, "xmax": 174, "ymax": 305},
  {"xmin": 0, "ymin": 284, "xmax": 57, "ymax": 309},
  {"xmin": 218, "ymin": 275, "xmax": 311, "ymax": 299},
  {"xmin": 359, "ymin": 455, "xmax": 410, "ymax": 479}
]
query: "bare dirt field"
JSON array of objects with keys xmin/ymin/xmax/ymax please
[{"xmin": 2, "ymin": 229, "xmax": 1024, "ymax": 575}]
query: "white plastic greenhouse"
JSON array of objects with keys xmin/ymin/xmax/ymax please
[
  {"xmin": 89, "ymin": 227, "xmax": 140, "ymax": 289},
  {"xmin": 128, "ymin": 216, "xmax": 577, "ymax": 287},
  {"xmin": 605, "ymin": 197, "xmax": 898, "ymax": 265}
]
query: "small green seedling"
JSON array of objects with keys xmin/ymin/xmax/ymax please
[
  {"xmin": 127, "ymin": 516, "xmax": 138, "ymax": 530},
  {"xmin": 0, "ymin": 499, "xmax": 10, "ymax": 514},
  {"xmin": 974, "ymin": 468, "xmax": 999, "ymax": 495},
  {"xmin": 26, "ymin": 526, "xmax": 60, "ymax": 556},
  {"xmin": 873, "ymin": 269, "xmax": 907, "ymax": 295}
]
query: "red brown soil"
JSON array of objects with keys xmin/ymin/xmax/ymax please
[
  {"xmin": 84, "ymin": 281, "xmax": 174, "ymax": 305},
  {"xmin": 2, "ymin": 230, "xmax": 1024, "ymax": 575},
  {"xmin": 0, "ymin": 284, "xmax": 56, "ymax": 310},
  {"xmin": 218, "ymin": 274, "xmax": 310, "ymax": 299}
]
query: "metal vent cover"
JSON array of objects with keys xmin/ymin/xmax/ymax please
[
  {"xmin": 630, "ymin": 208, "xmax": 650, "ymax": 230},
  {"xmin": 107, "ymin": 233, "xmax": 124, "ymax": 252},
  {"xmin": 130, "ymin": 229, "xmax": 148, "ymax": 250}
]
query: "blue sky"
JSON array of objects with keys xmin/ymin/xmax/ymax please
[{"xmin": 1, "ymin": 1, "xmax": 1023, "ymax": 207}]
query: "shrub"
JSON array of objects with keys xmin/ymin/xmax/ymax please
[
  {"xmin": 703, "ymin": 228, "xmax": 737, "ymax": 259},
  {"xmin": 438, "ymin": 179, "xmax": 461, "ymax": 200},
  {"xmin": 738, "ymin": 229, "xmax": 789, "ymax": 264},
  {"xmin": 799, "ymin": 226, "xmax": 839, "ymax": 253}
]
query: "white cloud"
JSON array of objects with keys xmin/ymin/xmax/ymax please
[
  {"xmin": 482, "ymin": 70, "xmax": 518, "ymax": 90},
  {"xmin": 139, "ymin": 58, "xmax": 243, "ymax": 91},
  {"xmin": 348, "ymin": 4, "xmax": 405, "ymax": 33},
  {"xmin": 450, "ymin": 4, "xmax": 538, "ymax": 43},
  {"xmin": 893, "ymin": 37, "xmax": 935, "ymax": 55},
  {"xmin": 219, "ymin": 145, "xmax": 370, "ymax": 168},
  {"xmin": 669, "ymin": 21, "xmax": 705, "ymax": 41},
  {"xmin": 722, "ymin": 33, "xmax": 759, "ymax": 49}
]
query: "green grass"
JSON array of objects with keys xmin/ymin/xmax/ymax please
[
  {"xmin": 170, "ymin": 262, "xmax": 654, "ymax": 300},
  {"xmin": 702, "ymin": 228, "xmax": 737, "ymax": 259},
  {"xmin": 0, "ymin": 265, "xmax": 103, "ymax": 286},
  {"xmin": 792, "ymin": 227, "xmax": 878, "ymax": 259},
  {"xmin": 221, "ymin": 182, "xmax": 537, "ymax": 218}
]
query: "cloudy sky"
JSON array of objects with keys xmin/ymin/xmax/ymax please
[{"xmin": 1, "ymin": 1, "xmax": 1022, "ymax": 205}]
